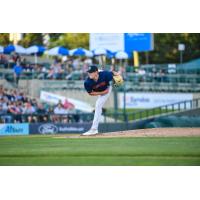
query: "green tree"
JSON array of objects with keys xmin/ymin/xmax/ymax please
[
  {"xmin": 140, "ymin": 33, "xmax": 200, "ymax": 64},
  {"xmin": 49, "ymin": 33, "xmax": 89, "ymax": 49},
  {"xmin": 19, "ymin": 33, "xmax": 43, "ymax": 47},
  {"xmin": 0, "ymin": 33, "xmax": 9, "ymax": 46}
]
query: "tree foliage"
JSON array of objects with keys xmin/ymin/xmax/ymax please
[
  {"xmin": 18, "ymin": 33, "xmax": 43, "ymax": 47},
  {"xmin": 0, "ymin": 33, "xmax": 9, "ymax": 46},
  {"xmin": 49, "ymin": 33, "xmax": 89, "ymax": 49},
  {"xmin": 142, "ymin": 33, "xmax": 200, "ymax": 64}
]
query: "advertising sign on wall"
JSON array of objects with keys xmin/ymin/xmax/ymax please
[
  {"xmin": 29, "ymin": 123, "xmax": 91, "ymax": 134},
  {"xmin": 40, "ymin": 91, "xmax": 94, "ymax": 112},
  {"xmin": 0, "ymin": 123, "xmax": 29, "ymax": 136},
  {"xmin": 119, "ymin": 92, "xmax": 193, "ymax": 109}
]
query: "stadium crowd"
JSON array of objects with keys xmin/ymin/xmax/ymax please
[
  {"xmin": 1, "ymin": 53, "xmax": 93, "ymax": 78},
  {"xmin": 1, "ymin": 53, "xmax": 172, "ymax": 86},
  {"xmin": 1, "ymin": 53, "xmax": 129, "ymax": 83},
  {"xmin": 0, "ymin": 85, "xmax": 82, "ymax": 124}
]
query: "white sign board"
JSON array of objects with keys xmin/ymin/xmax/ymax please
[
  {"xmin": 90, "ymin": 33, "xmax": 124, "ymax": 52},
  {"xmin": 40, "ymin": 91, "xmax": 94, "ymax": 112},
  {"xmin": 178, "ymin": 44, "xmax": 185, "ymax": 51},
  {"xmin": 119, "ymin": 92, "xmax": 193, "ymax": 109}
]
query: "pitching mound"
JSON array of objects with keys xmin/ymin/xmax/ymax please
[{"xmin": 53, "ymin": 128, "xmax": 200, "ymax": 138}]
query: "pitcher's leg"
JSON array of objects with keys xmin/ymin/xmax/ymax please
[{"xmin": 91, "ymin": 86, "xmax": 112, "ymax": 130}]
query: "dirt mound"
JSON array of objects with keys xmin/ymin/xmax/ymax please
[
  {"xmin": 100, "ymin": 128, "xmax": 200, "ymax": 137},
  {"xmin": 53, "ymin": 128, "xmax": 200, "ymax": 138}
]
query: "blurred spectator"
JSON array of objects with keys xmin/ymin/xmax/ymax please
[
  {"xmin": 138, "ymin": 68, "xmax": 146, "ymax": 75},
  {"xmin": 8, "ymin": 102, "xmax": 19, "ymax": 114},
  {"xmin": 7, "ymin": 101, "xmax": 22, "ymax": 122},
  {"xmin": 156, "ymin": 69, "xmax": 166, "ymax": 82},
  {"xmin": 54, "ymin": 103, "xmax": 66, "ymax": 114},
  {"xmin": 37, "ymin": 64, "xmax": 48, "ymax": 79},
  {"xmin": 0, "ymin": 54, "xmax": 8, "ymax": 66},
  {"xmin": 137, "ymin": 68, "xmax": 146, "ymax": 82},
  {"xmin": 27, "ymin": 115, "xmax": 38, "ymax": 123},
  {"xmin": 72, "ymin": 58, "xmax": 81, "ymax": 70},
  {"xmin": 36, "ymin": 103, "xmax": 48, "ymax": 122},
  {"xmin": 84, "ymin": 58, "xmax": 92, "ymax": 66},
  {"xmin": 13, "ymin": 61, "xmax": 23, "ymax": 85},
  {"xmin": 63, "ymin": 99, "xmax": 75, "ymax": 110},
  {"xmin": 47, "ymin": 62, "xmax": 63, "ymax": 79},
  {"xmin": 23, "ymin": 102, "xmax": 35, "ymax": 114},
  {"xmin": 53, "ymin": 102, "xmax": 68, "ymax": 123},
  {"xmin": 11, "ymin": 52, "xmax": 21, "ymax": 63},
  {"xmin": 0, "ymin": 98, "xmax": 8, "ymax": 112},
  {"xmin": 0, "ymin": 104, "xmax": 6, "ymax": 122},
  {"xmin": 36, "ymin": 103, "xmax": 46, "ymax": 114},
  {"xmin": 23, "ymin": 63, "xmax": 34, "ymax": 72}
]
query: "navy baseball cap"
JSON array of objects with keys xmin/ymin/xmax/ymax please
[{"xmin": 87, "ymin": 65, "xmax": 98, "ymax": 73}]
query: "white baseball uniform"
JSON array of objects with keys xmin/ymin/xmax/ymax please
[
  {"xmin": 91, "ymin": 86, "xmax": 112, "ymax": 130},
  {"xmin": 84, "ymin": 70, "xmax": 114, "ymax": 131}
]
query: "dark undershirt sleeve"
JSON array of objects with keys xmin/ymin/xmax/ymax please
[{"xmin": 84, "ymin": 82, "xmax": 93, "ymax": 93}]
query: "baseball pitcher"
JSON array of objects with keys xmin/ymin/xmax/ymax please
[{"xmin": 82, "ymin": 65, "xmax": 123, "ymax": 136}]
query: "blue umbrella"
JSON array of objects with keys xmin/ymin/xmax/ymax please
[
  {"xmin": 26, "ymin": 45, "xmax": 46, "ymax": 64},
  {"xmin": 92, "ymin": 48, "xmax": 114, "ymax": 66},
  {"xmin": 4, "ymin": 44, "xmax": 26, "ymax": 54},
  {"xmin": 106, "ymin": 50, "xmax": 115, "ymax": 59},
  {"xmin": 69, "ymin": 48, "xmax": 93, "ymax": 57},
  {"xmin": 115, "ymin": 51, "xmax": 129, "ymax": 59},
  {"xmin": 0, "ymin": 46, "xmax": 3, "ymax": 53},
  {"xmin": 26, "ymin": 45, "xmax": 46, "ymax": 55},
  {"xmin": 47, "ymin": 46, "xmax": 69, "ymax": 56}
]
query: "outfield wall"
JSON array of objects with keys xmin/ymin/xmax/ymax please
[
  {"xmin": 1, "ymin": 114, "xmax": 200, "ymax": 136},
  {"xmin": 0, "ymin": 119, "xmax": 153, "ymax": 136}
]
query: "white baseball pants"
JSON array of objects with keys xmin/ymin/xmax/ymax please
[{"xmin": 91, "ymin": 86, "xmax": 112, "ymax": 130}]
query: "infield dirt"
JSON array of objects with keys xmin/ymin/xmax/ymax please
[{"xmin": 53, "ymin": 128, "xmax": 200, "ymax": 138}]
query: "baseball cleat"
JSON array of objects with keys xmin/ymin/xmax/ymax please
[{"xmin": 82, "ymin": 129, "xmax": 98, "ymax": 136}]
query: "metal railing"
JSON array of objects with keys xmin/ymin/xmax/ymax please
[
  {"xmin": 0, "ymin": 112, "xmax": 94, "ymax": 124},
  {"xmin": 126, "ymin": 98, "xmax": 200, "ymax": 122}
]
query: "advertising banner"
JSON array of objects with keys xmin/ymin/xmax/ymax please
[
  {"xmin": 0, "ymin": 123, "xmax": 29, "ymax": 136},
  {"xmin": 29, "ymin": 123, "xmax": 91, "ymax": 134},
  {"xmin": 119, "ymin": 92, "xmax": 193, "ymax": 109},
  {"xmin": 90, "ymin": 33, "xmax": 154, "ymax": 53},
  {"xmin": 90, "ymin": 33, "xmax": 124, "ymax": 52},
  {"xmin": 124, "ymin": 33, "xmax": 154, "ymax": 52},
  {"xmin": 40, "ymin": 91, "xmax": 94, "ymax": 112}
]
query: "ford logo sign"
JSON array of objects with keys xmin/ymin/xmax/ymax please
[{"xmin": 39, "ymin": 124, "xmax": 58, "ymax": 134}]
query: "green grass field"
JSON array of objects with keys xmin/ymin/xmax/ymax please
[{"xmin": 0, "ymin": 135, "xmax": 200, "ymax": 166}]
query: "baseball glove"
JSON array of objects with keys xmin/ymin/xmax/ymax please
[{"xmin": 113, "ymin": 74, "xmax": 124, "ymax": 87}]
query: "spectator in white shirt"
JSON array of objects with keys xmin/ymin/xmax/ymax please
[
  {"xmin": 23, "ymin": 102, "xmax": 35, "ymax": 114},
  {"xmin": 54, "ymin": 103, "xmax": 66, "ymax": 114}
]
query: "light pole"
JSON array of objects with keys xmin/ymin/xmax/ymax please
[
  {"xmin": 178, "ymin": 43, "xmax": 185, "ymax": 64},
  {"xmin": 123, "ymin": 80, "xmax": 126, "ymax": 122},
  {"xmin": 123, "ymin": 66, "xmax": 127, "ymax": 122}
]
